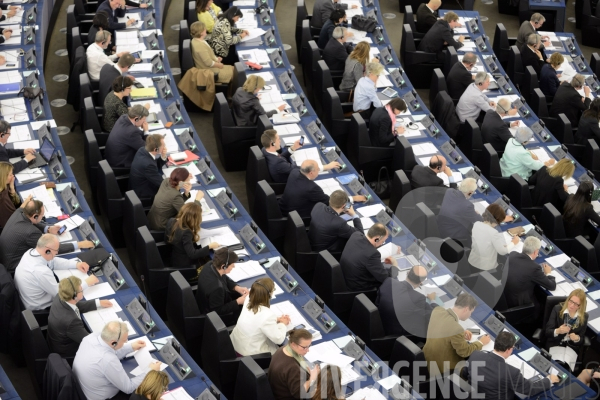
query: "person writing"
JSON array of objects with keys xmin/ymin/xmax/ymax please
[
  {"xmin": 469, "ymin": 204, "xmax": 518, "ymax": 271},
  {"xmin": 368, "ymin": 98, "xmax": 408, "ymax": 147},
  {"xmin": 207, "ymin": 7, "xmax": 249, "ymax": 64},
  {"xmin": 232, "ymin": 75, "xmax": 286, "ymax": 126},
  {"xmin": 500, "ymin": 127, "xmax": 555, "ymax": 179},
  {"xmin": 528, "ymin": 158, "xmax": 574, "ymax": 212}
]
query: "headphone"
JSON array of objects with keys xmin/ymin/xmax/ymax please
[
  {"xmin": 407, "ymin": 268, "xmax": 426, "ymax": 284},
  {"xmin": 121, "ymin": 75, "xmax": 126, "ymax": 92},
  {"xmin": 100, "ymin": 30, "xmax": 109, "ymax": 46},
  {"xmin": 497, "ymin": 102, "xmax": 508, "ymax": 114},
  {"xmin": 221, "ymin": 250, "xmax": 231, "ymax": 270},
  {"xmin": 112, "ymin": 324, "xmax": 122, "ymax": 347},
  {"xmin": 45, "ymin": 247, "xmax": 52, "ymax": 255},
  {"xmin": 429, "ymin": 155, "xmax": 443, "ymax": 171},
  {"xmin": 373, "ymin": 236, "xmax": 383, "ymax": 243},
  {"xmin": 67, "ymin": 277, "xmax": 78, "ymax": 300},
  {"xmin": 253, "ymin": 280, "xmax": 269, "ymax": 293},
  {"xmin": 0, "ymin": 131, "xmax": 6, "ymax": 138}
]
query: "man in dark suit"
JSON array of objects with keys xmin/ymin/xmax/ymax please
[
  {"xmin": 416, "ymin": 0, "xmax": 441, "ymax": 33},
  {"xmin": 0, "ymin": 120, "xmax": 36, "ymax": 173},
  {"xmin": 340, "ymin": 224, "xmax": 399, "ymax": 292},
  {"xmin": 129, "ymin": 133, "xmax": 167, "ymax": 201},
  {"xmin": 260, "ymin": 129, "xmax": 303, "ymax": 183},
  {"xmin": 47, "ymin": 276, "xmax": 113, "ymax": 358},
  {"xmin": 521, "ymin": 34, "xmax": 547, "ymax": 75},
  {"xmin": 311, "ymin": 0, "xmax": 354, "ymax": 29},
  {"xmin": 418, "ymin": 12, "xmax": 464, "ymax": 60},
  {"xmin": 376, "ymin": 266, "xmax": 438, "ymax": 337},
  {"xmin": 481, "ymin": 98, "xmax": 520, "ymax": 152},
  {"xmin": 549, "ymin": 75, "xmax": 592, "ymax": 128},
  {"xmin": 436, "ymin": 178, "xmax": 482, "ymax": 247},
  {"xmin": 446, "ymin": 53, "xmax": 476, "ymax": 100},
  {"xmin": 467, "ymin": 332, "xmax": 557, "ymax": 398},
  {"xmin": 515, "ymin": 13, "xmax": 548, "ymax": 50},
  {"xmin": 323, "ymin": 27, "xmax": 352, "ymax": 71},
  {"xmin": 105, "ymin": 105, "xmax": 148, "ymax": 168},
  {"xmin": 411, "ymin": 154, "xmax": 457, "ymax": 189},
  {"xmin": 98, "ymin": 53, "xmax": 135, "ymax": 107},
  {"xmin": 97, "ymin": 0, "xmax": 143, "ymax": 33},
  {"xmin": 308, "ymin": 190, "xmax": 363, "ymax": 253},
  {"xmin": 368, "ymin": 99, "xmax": 407, "ymax": 147},
  {"xmin": 318, "ymin": 9, "xmax": 347, "ymax": 49},
  {"xmin": 504, "ymin": 236, "xmax": 556, "ymax": 319}
]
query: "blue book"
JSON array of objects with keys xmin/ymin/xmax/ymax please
[{"xmin": 0, "ymin": 82, "xmax": 21, "ymax": 94}]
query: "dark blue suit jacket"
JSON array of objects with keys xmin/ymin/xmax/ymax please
[
  {"xmin": 96, "ymin": 0, "xmax": 127, "ymax": 32},
  {"xmin": 128, "ymin": 147, "xmax": 166, "ymax": 200},
  {"xmin": 308, "ymin": 203, "xmax": 363, "ymax": 253},
  {"xmin": 539, "ymin": 63, "xmax": 560, "ymax": 98},
  {"xmin": 261, "ymin": 147, "xmax": 295, "ymax": 184},
  {"xmin": 340, "ymin": 231, "xmax": 390, "ymax": 292},
  {"xmin": 279, "ymin": 168, "xmax": 329, "ymax": 218},
  {"xmin": 104, "ymin": 114, "xmax": 146, "ymax": 168},
  {"xmin": 0, "ymin": 144, "xmax": 27, "ymax": 174}
]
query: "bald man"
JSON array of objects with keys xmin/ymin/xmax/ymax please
[
  {"xmin": 416, "ymin": 0, "xmax": 441, "ymax": 33},
  {"xmin": 279, "ymin": 160, "xmax": 365, "ymax": 219},
  {"xmin": 411, "ymin": 154, "xmax": 457, "ymax": 189},
  {"xmin": 376, "ymin": 265, "xmax": 438, "ymax": 337},
  {"xmin": 481, "ymin": 98, "xmax": 520, "ymax": 152}
]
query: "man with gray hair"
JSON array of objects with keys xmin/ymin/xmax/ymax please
[
  {"xmin": 86, "ymin": 30, "xmax": 130, "ymax": 80},
  {"xmin": 522, "ymin": 33, "xmax": 547, "ymax": 75},
  {"xmin": 323, "ymin": 26, "xmax": 353, "ymax": 71},
  {"xmin": 481, "ymin": 97, "xmax": 520, "ymax": 152},
  {"xmin": 437, "ymin": 177, "xmax": 483, "ymax": 247},
  {"xmin": 456, "ymin": 72, "xmax": 496, "ymax": 122},
  {"xmin": 105, "ymin": 104, "xmax": 150, "ymax": 168},
  {"xmin": 73, "ymin": 320, "xmax": 161, "ymax": 400},
  {"xmin": 504, "ymin": 236, "xmax": 556, "ymax": 319},
  {"xmin": 447, "ymin": 52, "xmax": 477, "ymax": 100},
  {"xmin": 516, "ymin": 12, "xmax": 549, "ymax": 50},
  {"xmin": 549, "ymin": 73, "xmax": 592, "ymax": 127},
  {"xmin": 500, "ymin": 126, "xmax": 555, "ymax": 179}
]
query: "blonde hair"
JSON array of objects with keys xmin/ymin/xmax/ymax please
[
  {"xmin": 58, "ymin": 276, "xmax": 81, "ymax": 302},
  {"xmin": 366, "ymin": 62, "xmax": 383, "ymax": 76},
  {"xmin": 0, "ymin": 162, "xmax": 17, "ymax": 204},
  {"xmin": 190, "ymin": 21, "xmax": 206, "ymax": 38},
  {"xmin": 549, "ymin": 52, "xmax": 564, "ymax": 67},
  {"xmin": 134, "ymin": 370, "xmax": 169, "ymax": 400},
  {"xmin": 443, "ymin": 11, "xmax": 459, "ymax": 22},
  {"xmin": 559, "ymin": 289, "xmax": 587, "ymax": 328},
  {"xmin": 243, "ymin": 75, "xmax": 265, "ymax": 93},
  {"xmin": 349, "ymin": 42, "xmax": 370, "ymax": 66},
  {"xmin": 247, "ymin": 277, "xmax": 275, "ymax": 314},
  {"xmin": 547, "ymin": 158, "xmax": 575, "ymax": 179}
]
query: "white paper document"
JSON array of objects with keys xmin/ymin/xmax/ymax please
[
  {"xmin": 240, "ymin": 28, "xmax": 267, "ymax": 42},
  {"xmin": 83, "ymin": 282, "xmax": 116, "ymax": 300},
  {"xmin": 506, "ymin": 355, "xmax": 538, "ymax": 379},
  {"xmin": 162, "ymin": 387, "xmax": 195, "ymax": 400},
  {"xmin": 545, "ymin": 254, "xmax": 570, "ymax": 268},
  {"xmin": 198, "ymin": 225, "xmax": 241, "ymax": 247},
  {"xmin": 377, "ymin": 242, "xmax": 402, "ymax": 261},
  {"xmin": 357, "ymin": 204, "xmax": 386, "ymax": 218},
  {"xmin": 292, "ymin": 147, "xmax": 324, "ymax": 171},
  {"xmin": 130, "ymin": 346, "xmax": 168, "ymax": 376},
  {"xmin": 304, "ymin": 341, "xmax": 342, "ymax": 363},
  {"xmin": 125, "ymin": 335, "xmax": 157, "ymax": 357},
  {"xmin": 347, "ymin": 387, "xmax": 387, "ymax": 400},
  {"xmin": 54, "ymin": 268, "xmax": 89, "ymax": 282},
  {"xmin": 314, "ymin": 178, "xmax": 344, "ymax": 196},
  {"xmin": 227, "ymin": 261, "xmax": 266, "ymax": 282}
]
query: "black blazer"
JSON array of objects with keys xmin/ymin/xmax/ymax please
[
  {"xmin": 96, "ymin": 0, "xmax": 127, "ymax": 32},
  {"xmin": 165, "ymin": 218, "xmax": 210, "ymax": 268},
  {"xmin": 128, "ymin": 147, "xmax": 166, "ymax": 200},
  {"xmin": 232, "ymin": 88, "xmax": 276, "ymax": 126},
  {"xmin": 545, "ymin": 303, "xmax": 588, "ymax": 350},
  {"xmin": 575, "ymin": 115, "xmax": 600, "ymax": 145},
  {"xmin": 98, "ymin": 63, "xmax": 121, "ymax": 108},
  {"xmin": 418, "ymin": 20, "xmax": 463, "ymax": 54},
  {"xmin": 466, "ymin": 351, "xmax": 551, "ymax": 399},
  {"xmin": 376, "ymin": 278, "xmax": 436, "ymax": 337},
  {"xmin": 481, "ymin": 109, "xmax": 512, "ymax": 152},
  {"xmin": 195, "ymin": 261, "xmax": 240, "ymax": 316},
  {"xmin": 0, "ymin": 209, "xmax": 74, "ymax": 272},
  {"xmin": 104, "ymin": 114, "xmax": 146, "ymax": 168},
  {"xmin": 317, "ymin": 19, "xmax": 335, "ymax": 49},
  {"xmin": 563, "ymin": 204, "xmax": 600, "ymax": 238},
  {"xmin": 411, "ymin": 165, "xmax": 456, "ymax": 189},
  {"xmin": 368, "ymin": 107, "xmax": 395, "ymax": 147},
  {"xmin": 446, "ymin": 62, "xmax": 472, "ymax": 100},
  {"xmin": 539, "ymin": 63, "xmax": 560, "ymax": 98},
  {"xmin": 279, "ymin": 168, "xmax": 329, "ymax": 218},
  {"xmin": 340, "ymin": 232, "xmax": 390, "ymax": 292},
  {"xmin": 549, "ymin": 82, "xmax": 592, "ymax": 128},
  {"xmin": 520, "ymin": 45, "xmax": 546, "ymax": 75},
  {"xmin": 503, "ymin": 252, "xmax": 556, "ymax": 319},
  {"xmin": 415, "ymin": 3, "xmax": 438, "ymax": 33},
  {"xmin": 323, "ymin": 37, "xmax": 349, "ymax": 71},
  {"xmin": 0, "ymin": 144, "xmax": 27, "ymax": 174},
  {"xmin": 261, "ymin": 147, "xmax": 295, "ymax": 184},
  {"xmin": 47, "ymin": 295, "xmax": 97, "ymax": 358},
  {"xmin": 528, "ymin": 166, "xmax": 569, "ymax": 212},
  {"xmin": 308, "ymin": 203, "xmax": 363, "ymax": 253}
]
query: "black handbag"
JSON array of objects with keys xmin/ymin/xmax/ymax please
[
  {"xmin": 351, "ymin": 15, "xmax": 377, "ymax": 33},
  {"xmin": 18, "ymin": 86, "xmax": 44, "ymax": 99},
  {"xmin": 368, "ymin": 166, "xmax": 391, "ymax": 199}
]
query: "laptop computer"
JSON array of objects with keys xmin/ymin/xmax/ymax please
[{"xmin": 29, "ymin": 137, "xmax": 55, "ymax": 168}]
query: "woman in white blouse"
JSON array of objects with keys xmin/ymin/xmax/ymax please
[
  {"xmin": 468, "ymin": 203, "xmax": 519, "ymax": 271},
  {"xmin": 230, "ymin": 278, "xmax": 290, "ymax": 356}
]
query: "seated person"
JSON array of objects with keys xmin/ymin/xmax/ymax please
[
  {"xmin": 97, "ymin": 0, "xmax": 144, "ymax": 34},
  {"xmin": 318, "ymin": 9, "xmax": 348, "ymax": 49},
  {"xmin": 423, "ymin": 293, "xmax": 490, "ymax": 376},
  {"xmin": 311, "ymin": 365, "xmax": 343, "ymax": 400},
  {"xmin": 575, "ymin": 98, "xmax": 600, "ymax": 145},
  {"xmin": 47, "ymin": 276, "xmax": 112, "ymax": 358},
  {"xmin": 166, "ymin": 202, "xmax": 219, "ymax": 273},
  {"xmin": 260, "ymin": 129, "xmax": 303, "ymax": 183},
  {"xmin": 269, "ymin": 328, "xmax": 320, "ymax": 399},
  {"xmin": 418, "ymin": 12, "xmax": 464, "ymax": 60},
  {"xmin": 14, "ymin": 234, "xmax": 97, "ymax": 310},
  {"xmin": 98, "ymin": 53, "xmax": 136, "ymax": 107},
  {"xmin": 207, "ymin": 7, "xmax": 249, "ymax": 64},
  {"xmin": 368, "ymin": 98, "xmax": 407, "ymax": 147},
  {"xmin": 545, "ymin": 289, "xmax": 588, "ymax": 371},
  {"xmin": 416, "ymin": 0, "xmax": 441, "ymax": 33},
  {"xmin": 0, "ymin": 200, "xmax": 93, "ymax": 273},
  {"xmin": 232, "ymin": 75, "xmax": 286, "ymax": 126},
  {"xmin": 190, "ymin": 21, "xmax": 234, "ymax": 83},
  {"xmin": 549, "ymin": 74, "xmax": 592, "ymax": 128},
  {"xmin": 105, "ymin": 105, "xmax": 149, "ymax": 168},
  {"xmin": 196, "ymin": 0, "xmax": 222, "ymax": 39},
  {"xmin": 500, "ymin": 127, "xmax": 555, "ymax": 179},
  {"xmin": 340, "ymin": 223, "xmax": 399, "ymax": 292},
  {"xmin": 529, "ymin": 158, "xmax": 574, "ymax": 212},
  {"xmin": 539, "ymin": 52, "xmax": 564, "ymax": 98},
  {"xmin": 456, "ymin": 72, "xmax": 495, "ymax": 123},
  {"xmin": 446, "ymin": 52, "xmax": 476, "ymax": 100},
  {"xmin": 148, "ymin": 167, "xmax": 204, "ymax": 231},
  {"xmin": 469, "ymin": 204, "xmax": 519, "ymax": 271},
  {"xmin": 308, "ymin": 189, "xmax": 364, "ymax": 253},
  {"xmin": 0, "ymin": 120, "xmax": 36, "ymax": 174},
  {"xmin": 0, "ymin": 162, "xmax": 24, "ymax": 231},
  {"xmin": 322, "ymin": 26, "xmax": 353, "ymax": 71},
  {"xmin": 230, "ymin": 278, "xmax": 290, "ymax": 356},
  {"xmin": 467, "ymin": 332, "xmax": 556, "ymax": 398},
  {"xmin": 73, "ymin": 321, "xmax": 160, "ymax": 400},
  {"xmin": 103, "ymin": 76, "xmax": 134, "ymax": 133},
  {"xmin": 311, "ymin": 0, "xmax": 354, "ymax": 29},
  {"xmin": 128, "ymin": 134, "xmax": 167, "ymax": 200},
  {"xmin": 376, "ymin": 266, "xmax": 438, "ymax": 337},
  {"xmin": 86, "ymin": 30, "xmax": 130, "ymax": 80},
  {"xmin": 88, "ymin": 11, "xmax": 109, "ymax": 53},
  {"xmin": 411, "ymin": 154, "xmax": 457, "ymax": 188},
  {"xmin": 481, "ymin": 98, "xmax": 520, "ymax": 152},
  {"xmin": 436, "ymin": 178, "xmax": 482, "ymax": 247},
  {"xmin": 353, "ymin": 62, "xmax": 384, "ymax": 119},
  {"xmin": 504, "ymin": 237, "xmax": 556, "ymax": 319},
  {"xmin": 196, "ymin": 248, "xmax": 248, "ymax": 318},
  {"xmin": 340, "ymin": 42, "xmax": 378, "ymax": 91},
  {"xmin": 521, "ymin": 33, "xmax": 547, "ymax": 75},
  {"xmin": 563, "ymin": 181, "xmax": 600, "ymax": 239},
  {"xmin": 130, "ymin": 371, "xmax": 169, "ymax": 400}
]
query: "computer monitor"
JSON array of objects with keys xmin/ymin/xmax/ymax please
[{"xmin": 39, "ymin": 137, "xmax": 56, "ymax": 162}]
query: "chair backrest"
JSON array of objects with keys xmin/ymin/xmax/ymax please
[
  {"xmin": 123, "ymin": 190, "xmax": 148, "ymax": 272},
  {"xmin": 522, "ymin": 65, "xmax": 538, "ymax": 103},
  {"xmin": 179, "ymin": 20, "xmax": 190, "ymax": 66},
  {"xmin": 389, "ymin": 169, "xmax": 411, "ymax": 214},
  {"xmin": 215, "ymin": 92, "xmax": 235, "ymax": 127},
  {"xmin": 346, "ymin": 113, "xmax": 363, "ymax": 169},
  {"xmin": 530, "ymin": 88, "xmax": 549, "ymax": 118},
  {"xmin": 508, "ymin": 46, "xmax": 524, "ymax": 86},
  {"xmin": 493, "ymin": 23, "xmax": 510, "ymax": 57},
  {"xmin": 430, "ymin": 91, "xmax": 460, "ymax": 140},
  {"xmin": 539, "ymin": 203, "xmax": 566, "ymax": 240},
  {"xmin": 252, "ymin": 181, "xmax": 285, "ymax": 244},
  {"xmin": 430, "ymin": 68, "xmax": 447, "ymax": 106},
  {"xmin": 555, "ymin": 113, "xmax": 574, "ymax": 144},
  {"xmin": 79, "ymin": 73, "xmax": 93, "ymax": 112},
  {"xmin": 400, "ymin": 25, "xmax": 416, "ymax": 65},
  {"xmin": 585, "ymin": 139, "xmax": 600, "ymax": 173},
  {"xmin": 411, "ymin": 202, "xmax": 440, "ymax": 240},
  {"xmin": 539, "ymin": 296, "xmax": 567, "ymax": 343},
  {"xmin": 181, "ymin": 39, "xmax": 194, "ymax": 77},
  {"xmin": 96, "ymin": 160, "xmax": 124, "ymax": 219},
  {"xmin": 135, "ymin": 226, "xmax": 165, "ymax": 295},
  {"xmin": 481, "ymin": 143, "xmax": 502, "ymax": 177},
  {"xmin": 201, "ymin": 312, "xmax": 238, "ymax": 391},
  {"xmin": 312, "ymin": 250, "xmax": 348, "ymax": 305},
  {"xmin": 234, "ymin": 357, "xmax": 275, "ymax": 400},
  {"xmin": 459, "ymin": 118, "xmax": 481, "ymax": 162},
  {"xmin": 316, "ymin": 61, "xmax": 334, "ymax": 103},
  {"xmin": 296, "ymin": 0, "xmax": 309, "ymax": 29},
  {"xmin": 389, "ymin": 336, "xmax": 425, "ymax": 386},
  {"xmin": 591, "ymin": 52, "xmax": 600, "ymax": 76},
  {"xmin": 348, "ymin": 293, "xmax": 386, "ymax": 346},
  {"xmin": 403, "ymin": 6, "xmax": 418, "ymax": 32},
  {"xmin": 245, "ymin": 146, "xmax": 270, "ymax": 211},
  {"xmin": 323, "ymin": 87, "xmax": 344, "ymax": 132},
  {"xmin": 232, "ymin": 62, "xmax": 247, "ymax": 95},
  {"xmin": 283, "ymin": 211, "xmax": 315, "ymax": 277},
  {"xmin": 66, "ymin": 6, "xmax": 76, "ymax": 65},
  {"xmin": 392, "ymin": 136, "xmax": 417, "ymax": 174},
  {"xmin": 507, "ymin": 173, "xmax": 533, "ymax": 208},
  {"xmin": 71, "ymin": 27, "xmax": 83, "ymax": 61},
  {"xmin": 572, "ymin": 236, "xmax": 599, "ymax": 275},
  {"xmin": 308, "ymin": 40, "xmax": 321, "ymax": 83},
  {"xmin": 83, "ymin": 97, "xmax": 102, "ymax": 133},
  {"xmin": 83, "ymin": 129, "xmax": 101, "ymax": 184},
  {"xmin": 21, "ymin": 309, "xmax": 49, "ymax": 399},
  {"xmin": 443, "ymin": 46, "xmax": 459, "ymax": 77},
  {"xmin": 43, "ymin": 353, "xmax": 85, "ymax": 400},
  {"xmin": 187, "ymin": 1, "xmax": 198, "ymax": 25}
]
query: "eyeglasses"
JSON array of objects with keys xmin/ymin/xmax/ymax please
[
  {"xmin": 295, "ymin": 342, "xmax": 311, "ymax": 350},
  {"xmin": 568, "ymin": 299, "xmax": 581, "ymax": 307}
]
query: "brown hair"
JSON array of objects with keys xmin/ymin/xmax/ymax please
[
  {"xmin": 454, "ymin": 292, "xmax": 478, "ymax": 309},
  {"xmin": 0, "ymin": 162, "xmax": 16, "ymax": 201},
  {"xmin": 388, "ymin": 98, "xmax": 407, "ymax": 113},
  {"xmin": 58, "ymin": 276, "xmax": 81, "ymax": 302},
  {"xmin": 287, "ymin": 328, "xmax": 313, "ymax": 344},
  {"xmin": 111, "ymin": 76, "xmax": 133, "ymax": 93},
  {"xmin": 168, "ymin": 202, "xmax": 202, "ymax": 243},
  {"xmin": 329, "ymin": 190, "xmax": 349, "ymax": 209},
  {"xmin": 168, "ymin": 167, "xmax": 190, "ymax": 188},
  {"xmin": 311, "ymin": 365, "xmax": 343, "ymax": 400},
  {"xmin": 247, "ymin": 277, "xmax": 275, "ymax": 313},
  {"xmin": 549, "ymin": 52, "xmax": 564, "ymax": 68},
  {"xmin": 482, "ymin": 203, "xmax": 505, "ymax": 225},
  {"xmin": 212, "ymin": 247, "xmax": 239, "ymax": 269},
  {"xmin": 261, "ymin": 129, "xmax": 278, "ymax": 148},
  {"xmin": 348, "ymin": 42, "xmax": 371, "ymax": 66},
  {"xmin": 145, "ymin": 134, "xmax": 163, "ymax": 152},
  {"xmin": 443, "ymin": 11, "xmax": 459, "ymax": 22},
  {"xmin": 134, "ymin": 370, "xmax": 169, "ymax": 400}
]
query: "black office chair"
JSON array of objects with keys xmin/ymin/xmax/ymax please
[
  {"xmin": 347, "ymin": 113, "xmax": 394, "ymax": 183},
  {"xmin": 430, "ymin": 69, "xmax": 449, "ymax": 108},
  {"xmin": 591, "ymin": 53, "xmax": 600, "ymax": 76},
  {"xmin": 180, "ymin": 39, "xmax": 194, "ymax": 78},
  {"xmin": 389, "ymin": 336, "xmax": 427, "ymax": 386},
  {"xmin": 252, "ymin": 181, "xmax": 287, "ymax": 250},
  {"xmin": 187, "ymin": 1, "xmax": 198, "ymax": 25},
  {"xmin": 303, "ymin": 40, "xmax": 321, "ymax": 103},
  {"xmin": 459, "ymin": 118, "xmax": 481, "ymax": 166},
  {"xmin": 311, "ymin": 250, "xmax": 377, "ymax": 324},
  {"xmin": 201, "ymin": 312, "xmax": 271, "ymax": 399},
  {"xmin": 571, "ymin": 236, "xmax": 600, "ymax": 279},
  {"xmin": 584, "ymin": 139, "xmax": 600, "ymax": 177},
  {"xmin": 493, "ymin": 23, "xmax": 517, "ymax": 68},
  {"xmin": 402, "ymin": 202, "xmax": 440, "ymax": 241},
  {"xmin": 42, "ymin": 354, "xmax": 86, "ymax": 400},
  {"xmin": 234, "ymin": 357, "xmax": 275, "ymax": 400},
  {"xmin": 245, "ymin": 146, "xmax": 285, "ymax": 212},
  {"xmin": 83, "ymin": 130, "xmax": 104, "ymax": 214},
  {"xmin": 389, "ymin": 169, "xmax": 412, "ymax": 215},
  {"xmin": 348, "ymin": 294, "xmax": 399, "ymax": 361},
  {"xmin": 178, "ymin": 20, "xmax": 190, "ymax": 67},
  {"xmin": 400, "ymin": 24, "xmax": 441, "ymax": 89},
  {"xmin": 81, "ymin": 97, "xmax": 105, "ymax": 136},
  {"xmin": 67, "ymin": 47, "xmax": 86, "ymax": 112},
  {"xmin": 296, "ymin": 0, "xmax": 312, "ymax": 61},
  {"xmin": 392, "ymin": 136, "xmax": 417, "ymax": 179},
  {"xmin": 21, "ymin": 309, "xmax": 50, "ymax": 399},
  {"xmin": 430, "ymin": 91, "xmax": 460, "ymax": 140},
  {"xmin": 507, "ymin": 45, "xmax": 524, "ymax": 90},
  {"xmin": 166, "ymin": 271, "xmax": 205, "ymax": 366},
  {"xmin": 506, "ymin": 173, "xmax": 543, "ymax": 221},
  {"xmin": 71, "ymin": 27, "xmax": 83, "ymax": 66},
  {"xmin": 538, "ymin": 203, "xmax": 576, "ymax": 255},
  {"xmin": 213, "ymin": 93, "xmax": 257, "ymax": 171},
  {"xmin": 481, "ymin": 143, "xmax": 509, "ymax": 193},
  {"xmin": 96, "ymin": 160, "xmax": 127, "ymax": 246},
  {"xmin": 315, "ymin": 61, "xmax": 345, "ymax": 115},
  {"xmin": 443, "ymin": 46, "xmax": 458, "ymax": 77},
  {"xmin": 522, "ymin": 65, "xmax": 538, "ymax": 104},
  {"xmin": 403, "ymin": 6, "xmax": 424, "ymax": 38},
  {"xmin": 322, "ymin": 87, "xmax": 353, "ymax": 152},
  {"xmin": 283, "ymin": 211, "xmax": 320, "ymax": 283},
  {"xmin": 582, "ymin": 0, "xmax": 600, "ymax": 48}
]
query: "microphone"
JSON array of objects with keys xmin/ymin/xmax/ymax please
[{"xmin": 139, "ymin": 274, "xmax": 154, "ymax": 337}]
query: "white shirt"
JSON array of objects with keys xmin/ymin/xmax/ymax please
[
  {"xmin": 86, "ymin": 43, "xmax": 118, "ymax": 80},
  {"xmin": 455, "ymin": 83, "xmax": 493, "ymax": 122},
  {"xmin": 14, "ymin": 249, "xmax": 84, "ymax": 310},
  {"xmin": 229, "ymin": 297, "xmax": 287, "ymax": 355},
  {"xmin": 73, "ymin": 333, "xmax": 146, "ymax": 400},
  {"xmin": 468, "ymin": 222, "xmax": 515, "ymax": 271}
]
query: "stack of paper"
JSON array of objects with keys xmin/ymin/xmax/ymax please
[
  {"xmin": 124, "ymin": 335, "xmax": 156, "ymax": 357},
  {"xmin": 15, "ymin": 167, "xmax": 45, "ymax": 183},
  {"xmin": 347, "ymin": 217, "xmax": 374, "ymax": 231},
  {"xmin": 506, "ymin": 355, "xmax": 538, "ymax": 379},
  {"xmin": 54, "ymin": 268, "xmax": 89, "ymax": 282},
  {"xmin": 437, "ymin": 171, "xmax": 463, "ymax": 187},
  {"xmin": 1, "ymin": 97, "xmax": 27, "ymax": 117},
  {"xmin": 378, "ymin": 242, "xmax": 401, "ymax": 260},
  {"xmin": 273, "ymin": 123, "xmax": 301, "ymax": 137},
  {"xmin": 347, "ymin": 387, "xmax": 387, "ymax": 400},
  {"xmin": 227, "ymin": 261, "xmax": 266, "ymax": 282},
  {"xmin": 502, "ymin": 231, "xmax": 524, "ymax": 253},
  {"xmin": 240, "ymin": 28, "xmax": 267, "ymax": 42},
  {"xmin": 83, "ymin": 305, "xmax": 132, "ymax": 334},
  {"xmin": 411, "ymin": 142, "xmax": 438, "ymax": 156},
  {"xmin": 0, "ymin": 51, "xmax": 20, "ymax": 69},
  {"xmin": 115, "ymin": 30, "xmax": 140, "ymax": 45},
  {"xmin": 130, "ymin": 86, "xmax": 157, "ymax": 98},
  {"xmin": 12, "ymin": 139, "xmax": 39, "ymax": 150},
  {"xmin": 472, "ymin": 200, "xmax": 490, "ymax": 215},
  {"xmin": 259, "ymin": 91, "xmax": 288, "ymax": 112},
  {"xmin": 270, "ymin": 300, "xmax": 321, "ymax": 340},
  {"xmin": 305, "ymin": 341, "xmax": 342, "ymax": 363},
  {"xmin": 357, "ymin": 204, "xmax": 386, "ymax": 218},
  {"xmin": 83, "ymin": 282, "xmax": 117, "ymax": 300},
  {"xmin": 0, "ymin": 10, "xmax": 24, "ymax": 25},
  {"xmin": 545, "ymin": 253, "xmax": 570, "ymax": 268},
  {"xmin": 292, "ymin": 147, "xmax": 324, "ymax": 171},
  {"xmin": 7, "ymin": 124, "xmax": 31, "ymax": 143},
  {"xmin": 314, "ymin": 178, "xmax": 345, "ymax": 195},
  {"xmin": 198, "ymin": 225, "xmax": 241, "ymax": 247},
  {"xmin": 116, "ymin": 43, "xmax": 147, "ymax": 54},
  {"xmin": 238, "ymin": 49, "xmax": 270, "ymax": 64},
  {"xmin": 550, "ymin": 281, "xmax": 588, "ymax": 297},
  {"xmin": 130, "ymin": 346, "xmax": 168, "ymax": 376},
  {"xmin": 163, "ymin": 163, "xmax": 201, "ymax": 183},
  {"xmin": 162, "ymin": 387, "xmax": 195, "ymax": 400},
  {"xmin": 376, "ymin": 75, "xmax": 393, "ymax": 88}
]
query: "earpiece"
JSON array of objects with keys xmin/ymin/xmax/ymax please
[
  {"xmin": 429, "ymin": 155, "xmax": 442, "ymax": 171},
  {"xmin": 67, "ymin": 277, "xmax": 78, "ymax": 300},
  {"xmin": 112, "ymin": 324, "xmax": 122, "ymax": 347},
  {"xmin": 221, "ymin": 250, "xmax": 231, "ymax": 270},
  {"xmin": 407, "ymin": 268, "xmax": 426, "ymax": 284},
  {"xmin": 271, "ymin": 142, "xmax": 275, "ymax": 147},
  {"xmin": 374, "ymin": 236, "xmax": 382, "ymax": 243},
  {"xmin": 33, "ymin": 214, "xmax": 39, "ymax": 220},
  {"xmin": 45, "ymin": 248, "xmax": 51, "ymax": 255},
  {"xmin": 121, "ymin": 75, "xmax": 125, "ymax": 92}
]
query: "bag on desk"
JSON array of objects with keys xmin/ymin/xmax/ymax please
[
  {"xmin": 351, "ymin": 15, "xmax": 377, "ymax": 33},
  {"xmin": 368, "ymin": 166, "xmax": 391, "ymax": 199},
  {"xmin": 18, "ymin": 86, "xmax": 44, "ymax": 99}
]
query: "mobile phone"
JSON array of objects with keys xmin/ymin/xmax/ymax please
[
  {"xmin": 5, "ymin": 63, "xmax": 15, "ymax": 67},
  {"xmin": 299, "ymin": 135, "xmax": 305, "ymax": 145},
  {"xmin": 344, "ymin": 201, "xmax": 351, "ymax": 210},
  {"xmin": 293, "ymin": 324, "xmax": 305, "ymax": 330},
  {"xmin": 58, "ymin": 225, "xmax": 67, "ymax": 235}
]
